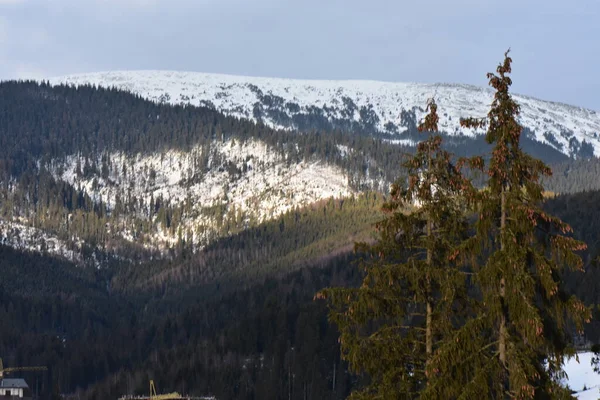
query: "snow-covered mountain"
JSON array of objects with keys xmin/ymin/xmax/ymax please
[
  {"xmin": 5, "ymin": 70, "xmax": 596, "ymax": 263},
  {"xmin": 50, "ymin": 71, "xmax": 600, "ymax": 158},
  {"xmin": 1, "ymin": 138, "xmax": 354, "ymax": 263}
]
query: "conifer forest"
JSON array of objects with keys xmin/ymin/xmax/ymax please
[{"xmin": 1, "ymin": 30, "xmax": 600, "ymax": 400}]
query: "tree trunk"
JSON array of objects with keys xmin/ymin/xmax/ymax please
[
  {"xmin": 426, "ymin": 232, "xmax": 433, "ymax": 364},
  {"xmin": 332, "ymin": 361, "xmax": 336, "ymax": 392},
  {"xmin": 426, "ymin": 148, "xmax": 433, "ymax": 369},
  {"xmin": 499, "ymin": 186, "xmax": 508, "ymax": 388}
]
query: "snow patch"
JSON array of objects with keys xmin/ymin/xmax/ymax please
[
  {"xmin": 0, "ymin": 219, "xmax": 83, "ymax": 263},
  {"xmin": 383, "ymin": 138, "xmax": 417, "ymax": 147},
  {"xmin": 336, "ymin": 144, "xmax": 351, "ymax": 158}
]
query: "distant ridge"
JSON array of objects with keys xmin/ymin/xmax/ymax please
[{"xmin": 50, "ymin": 70, "xmax": 600, "ymax": 158}]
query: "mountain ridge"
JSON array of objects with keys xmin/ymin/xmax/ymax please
[
  {"xmin": 49, "ymin": 70, "xmax": 600, "ymax": 159},
  {"xmin": 49, "ymin": 70, "xmax": 597, "ymax": 111}
]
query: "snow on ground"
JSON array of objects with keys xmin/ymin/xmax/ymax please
[
  {"xmin": 49, "ymin": 71, "xmax": 600, "ymax": 157},
  {"xmin": 48, "ymin": 138, "xmax": 354, "ymax": 250},
  {"xmin": 575, "ymin": 387, "xmax": 599, "ymax": 400},
  {"xmin": 564, "ymin": 352, "xmax": 600, "ymax": 399},
  {"xmin": 336, "ymin": 144, "xmax": 351, "ymax": 158},
  {"xmin": 383, "ymin": 138, "xmax": 417, "ymax": 147},
  {"xmin": 0, "ymin": 219, "xmax": 83, "ymax": 263}
]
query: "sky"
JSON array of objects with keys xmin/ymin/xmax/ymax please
[{"xmin": 0, "ymin": 0, "xmax": 599, "ymax": 110}]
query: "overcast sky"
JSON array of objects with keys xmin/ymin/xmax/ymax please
[{"xmin": 0, "ymin": 0, "xmax": 598, "ymax": 109}]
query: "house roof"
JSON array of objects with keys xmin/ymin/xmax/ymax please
[{"xmin": 0, "ymin": 378, "xmax": 29, "ymax": 388}]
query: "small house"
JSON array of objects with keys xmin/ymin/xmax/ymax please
[{"xmin": 0, "ymin": 378, "xmax": 31, "ymax": 399}]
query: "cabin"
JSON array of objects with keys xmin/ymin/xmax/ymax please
[{"xmin": 0, "ymin": 378, "xmax": 31, "ymax": 399}]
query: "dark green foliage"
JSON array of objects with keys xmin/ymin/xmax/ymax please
[
  {"xmin": 457, "ymin": 50, "xmax": 590, "ymax": 398},
  {"xmin": 321, "ymin": 51, "xmax": 594, "ymax": 399},
  {"xmin": 0, "ymin": 195, "xmax": 382, "ymax": 399},
  {"xmin": 543, "ymin": 190, "xmax": 600, "ymax": 344},
  {"xmin": 0, "ymin": 246, "xmax": 101, "ymax": 297},
  {"xmin": 320, "ymin": 100, "xmax": 480, "ymax": 399},
  {"xmin": 0, "ymin": 243, "xmax": 362, "ymax": 400}
]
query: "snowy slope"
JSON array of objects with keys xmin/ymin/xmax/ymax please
[
  {"xmin": 564, "ymin": 352, "xmax": 600, "ymax": 399},
  {"xmin": 0, "ymin": 218, "xmax": 83, "ymax": 263},
  {"xmin": 47, "ymin": 138, "xmax": 353, "ymax": 252},
  {"xmin": 0, "ymin": 139, "xmax": 353, "ymax": 261},
  {"xmin": 50, "ymin": 71, "xmax": 600, "ymax": 158}
]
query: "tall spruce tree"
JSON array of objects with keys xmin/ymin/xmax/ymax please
[
  {"xmin": 318, "ymin": 100, "xmax": 479, "ymax": 398},
  {"xmin": 457, "ymin": 50, "xmax": 591, "ymax": 398}
]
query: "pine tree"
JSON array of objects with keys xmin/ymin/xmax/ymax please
[
  {"xmin": 318, "ymin": 100, "xmax": 478, "ymax": 398},
  {"xmin": 457, "ymin": 50, "xmax": 591, "ymax": 398}
]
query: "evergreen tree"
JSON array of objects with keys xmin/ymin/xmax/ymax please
[
  {"xmin": 457, "ymin": 50, "xmax": 591, "ymax": 398},
  {"xmin": 318, "ymin": 100, "xmax": 478, "ymax": 398}
]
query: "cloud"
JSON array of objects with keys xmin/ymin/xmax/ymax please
[
  {"xmin": 0, "ymin": 16, "xmax": 7, "ymax": 45},
  {"xmin": 0, "ymin": 0, "xmax": 26, "ymax": 4}
]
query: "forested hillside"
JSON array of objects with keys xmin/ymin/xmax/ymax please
[
  {"xmin": 1, "ymin": 77, "xmax": 600, "ymax": 399},
  {"xmin": 0, "ymin": 81, "xmax": 404, "ymax": 261},
  {"xmin": 1, "ymin": 188, "xmax": 599, "ymax": 400},
  {"xmin": 0, "ymin": 196, "xmax": 381, "ymax": 400},
  {"xmin": 0, "ymin": 81, "xmax": 407, "ymax": 180},
  {"xmin": 0, "ymin": 81, "xmax": 595, "ymax": 266}
]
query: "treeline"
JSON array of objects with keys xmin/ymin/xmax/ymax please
[
  {"xmin": 0, "ymin": 244, "xmax": 362, "ymax": 400},
  {"xmin": 0, "ymin": 80, "xmax": 408, "ymax": 261},
  {"xmin": 543, "ymin": 156, "xmax": 600, "ymax": 193},
  {"xmin": 544, "ymin": 190, "xmax": 600, "ymax": 334}
]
